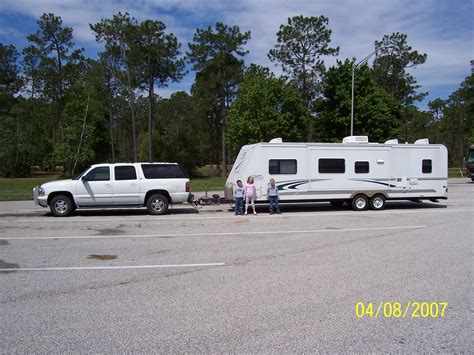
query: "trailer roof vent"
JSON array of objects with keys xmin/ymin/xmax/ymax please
[
  {"xmin": 414, "ymin": 138, "xmax": 429, "ymax": 144},
  {"xmin": 342, "ymin": 136, "xmax": 369, "ymax": 144},
  {"xmin": 269, "ymin": 138, "xmax": 283, "ymax": 143},
  {"xmin": 384, "ymin": 139, "xmax": 399, "ymax": 144}
]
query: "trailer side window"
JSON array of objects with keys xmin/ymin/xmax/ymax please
[
  {"xmin": 269, "ymin": 159, "xmax": 297, "ymax": 174},
  {"xmin": 422, "ymin": 159, "xmax": 432, "ymax": 174},
  {"xmin": 355, "ymin": 161, "xmax": 369, "ymax": 174},
  {"xmin": 319, "ymin": 159, "xmax": 345, "ymax": 174}
]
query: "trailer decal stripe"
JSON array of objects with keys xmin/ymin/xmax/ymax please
[
  {"xmin": 351, "ymin": 179, "xmax": 397, "ymax": 188},
  {"xmin": 277, "ymin": 180, "xmax": 310, "ymax": 190}
]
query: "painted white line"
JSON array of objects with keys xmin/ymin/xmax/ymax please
[
  {"xmin": 0, "ymin": 262, "xmax": 226, "ymax": 272},
  {"xmin": 1, "ymin": 208, "xmax": 473, "ymax": 224},
  {"xmin": 1, "ymin": 225, "xmax": 426, "ymax": 241}
]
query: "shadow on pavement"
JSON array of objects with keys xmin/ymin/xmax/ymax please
[{"xmin": 4, "ymin": 201, "xmax": 447, "ymax": 218}]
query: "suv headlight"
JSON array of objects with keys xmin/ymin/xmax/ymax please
[{"xmin": 37, "ymin": 186, "xmax": 45, "ymax": 196}]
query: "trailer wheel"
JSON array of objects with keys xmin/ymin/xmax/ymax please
[
  {"xmin": 369, "ymin": 194, "xmax": 386, "ymax": 210},
  {"xmin": 146, "ymin": 193, "xmax": 169, "ymax": 215},
  {"xmin": 351, "ymin": 194, "xmax": 369, "ymax": 211}
]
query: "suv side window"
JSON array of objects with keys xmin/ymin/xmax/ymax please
[
  {"xmin": 141, "ymin": 164, "xmax": 188, "ymax": 179},
  {"xmin": 115, "ymin": 166, "xmax": 137, "ymax": 180},
  {"xmin": 86, "ymin": 167, "xmax": 110, "ymax": 181}
]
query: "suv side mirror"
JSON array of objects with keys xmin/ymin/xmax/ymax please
[{"xmin": 81, "ymin": 175, "xmax": 88, "ymax": 181}]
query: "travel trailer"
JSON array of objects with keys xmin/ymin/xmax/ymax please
[{"xmin": 224, "ymin": 137, "xmax": 448, "ymax": 211}]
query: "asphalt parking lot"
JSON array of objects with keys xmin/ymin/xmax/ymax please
[{"xmin": 0, "ymin": 179, "xmax": 472, "ymax": 352}]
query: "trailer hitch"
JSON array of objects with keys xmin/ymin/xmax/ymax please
[{"xmin": 190, "ymin": 193, "xmax": 231, "ymax": 208}]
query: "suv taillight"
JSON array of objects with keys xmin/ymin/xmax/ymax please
[{"xmin": 186, "ymin": 181, "xmax": 190, "ymax": 192}]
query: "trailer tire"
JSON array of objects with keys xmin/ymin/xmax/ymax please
[
  {"xmin": 369, "ymin": 194, "xmax": 386, "ymax": 210},
  {"xmin": 351, "ymin": 194, "xmax": 369, "ymax": 211},
  {"xmin": 146, "ymin": 193, "xmax": 169, "ymax": 215}
]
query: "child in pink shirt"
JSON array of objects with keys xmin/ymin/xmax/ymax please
[{"xmin": 244, "ymin": 176, "xmax": 257, "ymax": 215}]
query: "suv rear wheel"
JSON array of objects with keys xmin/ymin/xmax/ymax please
[{"xmin": 147, "ymin": 193, "xmax": 169, "ymax": 215}]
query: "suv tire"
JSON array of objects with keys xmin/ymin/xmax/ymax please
[
  {"xmin": 147, "ymin": 193, "xmax": 169, "ymax": 215},
  {"xmin": 50, "ymin": 195, "xmax": 75, "ymax": 217}
]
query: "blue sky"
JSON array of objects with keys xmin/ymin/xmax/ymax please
[{"xmin": 0, "ymin": 0, "xmax": 472, "ymax": 109}]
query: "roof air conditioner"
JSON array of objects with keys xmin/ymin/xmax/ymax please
[
  {"xmin": 269, "ymin": 138, "xmax": 283, "ymax": 143},
  {"xmin": 414, "ymin": 138, "xmax": 429, "ymax": 144},
  {"xmin": 342, "ymin": 136, "xmax": 369, "ymax": 144}
]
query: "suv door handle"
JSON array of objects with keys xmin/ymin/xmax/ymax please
[
  {"xmin": 105, "ymin": 184, "xmax": 111, "ymax": 188},
  {"xmin": 131, "ymin": 183, "xmax": 137, "ymax": 187}
]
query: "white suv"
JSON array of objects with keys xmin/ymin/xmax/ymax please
[{"xmin": 33, "ymin": 163, "xmax": 192, "ymax": 216}]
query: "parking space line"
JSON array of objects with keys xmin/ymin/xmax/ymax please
[
  {"xmin": 0, "ymin": 263, "xmax": 226, "ymax": 272},
  {"xmin": 0, "ymin": 207, "xmax": 474, "ymax": 224},
  {"xmin": 1, "ymin": 225, "xmax": 426, "ymax": 241},
  {"xmin": 1, "ymin": 208, "xmax": 472, "ymax": 224}
]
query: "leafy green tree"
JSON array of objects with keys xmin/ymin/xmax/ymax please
[
  {"xmin": 427, "ymin": 98, "xmax": 445, "ymax": 143},
  {"xmin": 21, "ymin": 45, "xmax": 42, "ymax": 99},
  {"xmin": 0, "ymin": 102, "xmax": 35, "ymax": 177},
  {"xmin": 268, "ymin": 15, "xmax": 339, "ymax": 140},
  {"xmin": 0, "ymin": 43, "xmax": 31, "ymax": 177},
  {"xmin": 438, "ymin": 70, "xmax": 474, "ymax": 166},
  {"xmin": 187, "ymin": 22, "xmax": 251, "ymax": 176},
  {"xmin": 373, "ymin": 32, "xmax": 427, "ymax": 140},
  {"xmin": 146, "ymin": 92, "xmax": 208, "ymax": 173},
  {"xmin": 131, "ymin": 20, "xmax": 185, "ymax": 161},
  {"xmin": 52, "ymin": 76, "xmax": 110, "ymax": 176},
  {"xmin": 227, "ymin": 65, "xmax": 309, "ymax": 151},
  {"xmin": 26, "ymin": 13, "xmax": 84, "ymax": 145},
  {"xmin": 91, "ymin": 54, "xmax": 120, "ymax": 162},
  {"xmin": 91, "ymin": 12, "xmax": 140, "ymax": 162},
  {"xmin": 373, "ymin": 32, "xmax": 427, "ymax": 103},
  {"xmin": 315, "ymin": 59, "xmax": 400, "ymax": 142},
  {"xmin": 0, "ymin": 43, "xmax": 22, "ymax": 100}
]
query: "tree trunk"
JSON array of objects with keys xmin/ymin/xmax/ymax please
[
  {"xmin": 302, "ymin": 72, "xmax": 314, "ymax": 141},
  {"xmin": 221, "ymin": 99, "xmax": 228, "ymax": 177},
  {"xmin": 107, "ymin": 82, "xmax": 115, "ymax": 163},
  {"xmin": 221, "ymin": 117, "xmax": 227, "ymax": 177},
  {"xmin": 122, "ymin": 45, "xmax": 138, "ymax": 162},
  {"xmin": 128, "ymin": 82, "xmax": 137, "ymax": 162},
  {"xmin": 148, "ymin": 74, "xmax": 154, "ymax": 162},
  {"xmin": 59, "ymin": 108, "xmax": 65, "ymax": 143}
]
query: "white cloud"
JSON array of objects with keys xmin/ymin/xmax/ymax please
[{"xmin": 0, "ymin": 0, "xmax": 472, "ymax": 101}]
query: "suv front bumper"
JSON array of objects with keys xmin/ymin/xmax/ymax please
[{"xmin": 33, "ymin": 186, "xmax": 48, "ymax": 207}]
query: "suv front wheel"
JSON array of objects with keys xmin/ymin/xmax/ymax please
[
  {"xmin": 49, "ymin": 195, "xmax": 75, "ymax": 217},
  {"xmin": 147, "ymin": 193, "xmax": 169, "ymax": 215}
]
